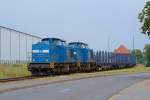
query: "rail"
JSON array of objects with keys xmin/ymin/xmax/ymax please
[{"xmin": 0, "ymin": 76, "xmax": 43, "ymax": 83}]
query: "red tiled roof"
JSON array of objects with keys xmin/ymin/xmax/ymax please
[{"xmin": 114, "ymin": 45, "xmax": 131, "ymax": 54}]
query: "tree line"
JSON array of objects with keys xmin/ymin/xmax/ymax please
[
  {"xmin": 138, "ymin": 1, "xmax": 150, "ymax": 66},
  {"xmin": 133, "ymin": 45, "xmax": 150, "ymax": 67}
]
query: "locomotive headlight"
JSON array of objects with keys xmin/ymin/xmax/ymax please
[{"xmin": 73, "ymin": 52, "xmax": 77, "ymax": 55}]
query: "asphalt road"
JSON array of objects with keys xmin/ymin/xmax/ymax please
[{"xmin": 0, "ymin": 73, "xmax": 150, "ymax": 100}]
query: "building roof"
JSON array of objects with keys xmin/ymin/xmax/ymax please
[
  {"xmin": 0, "ymin": 26, "xmax": 42, "ymax": 39},
  {"xmin": 114, "ymin": 45, "xmax": 131, "ymax": 54}
]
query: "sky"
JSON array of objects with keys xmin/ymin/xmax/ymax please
[{"xmin": 0, "ymin": 0, "xmax": 149, "ymax": 51}]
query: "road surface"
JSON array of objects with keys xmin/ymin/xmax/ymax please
[{"xmin": 0, "ymin": 73, "xmax": 150, "ymax": 100}]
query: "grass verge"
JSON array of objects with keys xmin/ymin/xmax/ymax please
[
  {"xmin": 0, "ymin": 64, "xmax": 31, "ymax": 79},
  {"xmin": 68, "ymin": 65, "xmax": 150, "ymax": 78},
  {"xmin": 0, "ymin": 64, "xmax": 150, "ymax": 79}
]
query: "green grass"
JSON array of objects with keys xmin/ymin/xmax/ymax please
[
  {"xmin": 0, "ymin": 64, "xmax": 150, "ymax": 79},
  {"xmin": 0, "ymin": 64, "xmax": 31, "ymax": 79},
  {"xmin": 102, "ymin": 65, "xmax": 150, "ymax": 74},
  {"xmin": 68, "ymin": 65, "xmax": 150, "ymax": 78}
]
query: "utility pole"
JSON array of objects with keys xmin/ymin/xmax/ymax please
[
  {"xmin": 108, "ymin": 36, "xmax": 110, "ymax": 51},
  {"xmin": 133, "ymin": 35, "xmax": 135, "ymax": 50},
  {"xmin": 133, "ymin": 34, "xmax": 135, "ymax": 54}
]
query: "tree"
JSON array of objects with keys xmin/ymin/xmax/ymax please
[
  {"xmin": 133, "ymin": 49, "xmax": 143, "ymax": 64},
  {"xmin": 139, "ymin": 1, "xmax": 150, "ymax": 37},
  {"xmin": 144, "ymin": 44, "xmax": 150, "ymax": 66}
]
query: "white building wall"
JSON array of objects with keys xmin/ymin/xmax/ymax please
[
  {"xmin": 11, "ymin": 30, "xmax": 20, "ymax": 63},
  {"xmin": 1, "ymin": 28, "xmax": 11, "ymax": 62},
  {"xmin": 26, "ymin": 35, "xmax": 33, "ymax": 62},
  {"xmin": 20, "ymin": 33, "xmax": 27, "ymax": 62},
  {"xmin": 0, "ymin": 26, "xmax": 41, "ymax": 64}
]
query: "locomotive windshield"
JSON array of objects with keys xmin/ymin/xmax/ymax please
[
  {"xmin": 41, "ymin": 40, "xmax": 49, "ymax": 44},
  {"xmin": 53, "ymin": 40, "xmax": 66, "ymax": 46},
  {"xmin": 81, "ymin": 44, "xmax": 87, "ymax": 48},
  {"xmin": 69, "ymin": 42, "xmax": 88, "ymax": 48},
  {"xmin": 42, "ymin": 38, "xmax": 66, "ymax": 46},
  {"xmin": 41, "ymin": 38, "xmax": 50, "ymax": 44}
]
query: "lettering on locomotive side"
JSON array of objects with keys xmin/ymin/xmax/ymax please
[
  {"xmin": 42, "ymin": 50, "xmax": 49, "ymax": 53},
  {"xmin": 32, "ymin": 50, "xmax": 40, "ymax": 53}
]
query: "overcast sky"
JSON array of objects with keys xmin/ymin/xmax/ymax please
[{"xmin": 0, "ymin": 0, "xmax": 149, "ymax": 51}]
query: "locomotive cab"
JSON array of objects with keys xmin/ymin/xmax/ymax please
[
  {"xmin": 28, "ymin": 38, "xmax": 68, "ymax": 75},
  {"xmin": 42, "ymin": 38, "xmax": 66, "ymax": 46},
  {"xmin": 31, "ymin": 38, "xmax": 66, "ymax": 63},
  {"xmin": 68, "ymin": 42, "xmax": 94, "ymax": 62},
  {"xmin": 68, "ymin": 42, "xmax": 96, "ymax": 71}
]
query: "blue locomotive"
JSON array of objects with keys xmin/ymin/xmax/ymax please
[
  {"xmin": 28, "ymin": 37, "xmax": 136, "ymax": 75},
  {"xmin": 28, "ymin": 38, "xmax": 95, "ymax": 75},
  {"xmin": 28, "ymin": 38, "xmax": 69, "ymax": 75},
  {"xmin": 68, "ymin": 42, "xmax": 96, "ymax": 72}
]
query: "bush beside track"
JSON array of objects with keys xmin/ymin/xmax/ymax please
[{"xmin": 0, "ymin": 64, "xmax": 150, "ymax": 79}]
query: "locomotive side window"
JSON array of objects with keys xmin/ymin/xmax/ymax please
[
  {"xmin": 70, "ymin": 50, "xmax": 74, "ymax": 58},
  {"xmin": 69, "ymin": 50, "xmax": 76, "ymax": 58}
]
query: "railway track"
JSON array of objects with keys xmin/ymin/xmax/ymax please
[{"xmin": 0, "ymin": 76, "xmax": 43, "ymax": 83}]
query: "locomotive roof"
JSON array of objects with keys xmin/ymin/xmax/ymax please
[
  {"xmin": 69, "ymin": 42, "xmax": 88, "ymax": 46},
  {"xmin": 42, "ymin": 38, "xmax": 66, "ymax": 42}
]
